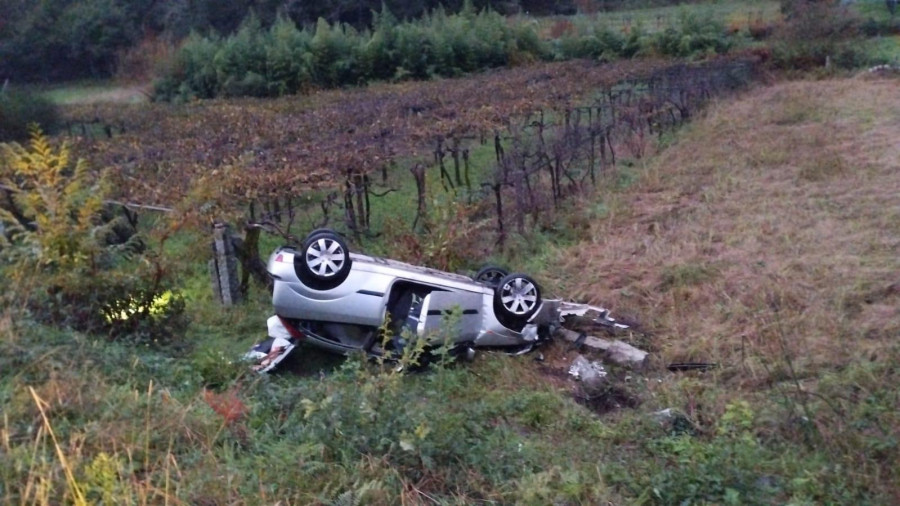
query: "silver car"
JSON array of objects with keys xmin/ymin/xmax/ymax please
[{"xmin": 265, "ymin": 228, "xmax": 565, "ymax": 359}]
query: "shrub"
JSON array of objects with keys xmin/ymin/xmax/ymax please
[
  {"xmin": 0, "ymin": 89, "xmax": 60, "ymax": 142},
  {"xmin": 264, "ymin": 16, "xmax": 313, "ymax": 95},
  {"xmin": 652, "ymin": 10, "xmax": 732, "ymax": 58},
  {"xmin": 153, "ymin": 33, "xmax": 220, "ymax": 101},
  {"xmin": 554, "ymin": 18, "xmax": 625, "ymax": 60},
  {"xmin": 115, "ymin": 34, "xmax": 179, "ymax": 83},
  {"xmin": 0, "ymin": 128, "xmax": 187, "ymax": 344},
  {"xmin": 213, "ymin": 14, "xmax": 269, "ymax": 96},
  {"xmin": 154, "ymin": 5, "xmax": 550, "ymax": 98},
  {"xmin": 771, "ymin": 0, "xmax": 862, "ymax": 69}
]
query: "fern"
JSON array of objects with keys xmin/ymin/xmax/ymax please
[
  {"xmin": 1, "ymin": 126, "xmax": 106, "ymax": 271},
  {"xmin": 0, "ymin": 127, "xmax": 186, "ymax": 343}
]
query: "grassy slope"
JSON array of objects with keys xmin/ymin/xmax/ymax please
[
  {"xmin": 4, "ymin": 74, "xmax": 900, "ymax": 503},
  {"xmin": 552, "ymin": 76, "xmax": 900, "ymax": 372}
]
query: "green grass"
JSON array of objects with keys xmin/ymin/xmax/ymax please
[
  {"xmin": 855, "ymin": 0, "xmax": 900, "ymax": 22},
  {"xmin": 4, "ymin": 310, "xmax": 899, "ymax": 503},
  {"xmin": 529, "ymin": 0, "xmax": 781, "ymax": 34},
  {"xmin": 36, "ymin": 81, "xmax": 149, "ymax": 106},
  {"xmin": 861, "ymin": 34, "xmax": 900, "ymax": 64}
]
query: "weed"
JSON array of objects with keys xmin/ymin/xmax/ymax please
[
  {"xmin": 659, "ymin": 262, "xmax": 719, "ymax": 291},
  {"xmin": 797, "ymin": 151, "xmax": 847, "ymax": 182}
]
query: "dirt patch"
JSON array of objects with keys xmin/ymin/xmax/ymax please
[
  {"xmin": 573, "ymin": 381, "xmax": 641, "ymax": 416},
  {"xmin": 534, "ymin": 339, "xmax": 644, "ymax": 415}
]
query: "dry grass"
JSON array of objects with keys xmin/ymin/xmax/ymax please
[{"xmin": 554, "ymin": 76, "xmax": 900, "ymax": 384}]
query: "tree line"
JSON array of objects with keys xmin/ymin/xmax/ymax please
[{"xmin": 0, "ymin": 0, "xmax": 714, "ymax": 83}]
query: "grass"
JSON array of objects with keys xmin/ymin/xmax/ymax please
[
  {"xmin": 529, "ymin": 0, "xmax": 781, "ymax": 35},
  {"xmin": 36, "ymin": 81, "xmax": 150, "ymax": 106},
  {"xmin": 856, "ymin": 0, "xmax": 900, "ymax": 22},
  {"xmin": 860, "ymin": 34, "xmax": 900, "ymax": 65},
  {"xmin": 555, "ymin": 77, "xmax": 900, "ymax": 366}
]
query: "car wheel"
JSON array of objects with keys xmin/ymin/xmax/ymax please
[
  {"xmin": 474, "ymin": 265, "xmax": 508, "ymax": 287},
  {"xmin": 295, "ymin": 230, "xmax": 352, "ymax": 290},
  {"xmin": 494, "ymin": 273, "xmax": 541, "ymax": 327}
]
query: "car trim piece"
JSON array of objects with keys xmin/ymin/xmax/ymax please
[
  {"xmin": 356, "ymin": 289, "xmax": 385, "ymax": 297},
  {"xmin": 426, "ymin": 309, "xmax": 479, "ymax": 316}
]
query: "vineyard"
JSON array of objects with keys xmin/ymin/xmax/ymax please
[{"xmin": 66, "ymin": 56, "xmax": 759, "ymax": 263}]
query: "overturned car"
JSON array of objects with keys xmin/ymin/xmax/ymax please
[{"xmin": 247, "ymin": 229, "xmax": 627, "ymax": 371}]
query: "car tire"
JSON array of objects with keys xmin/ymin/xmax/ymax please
[
  {"xmin": 473, "ymin": 265, "xmax": 509, "ymax": 287},
  {"xmin": 294, "ymin": 229, "xmax": 352, "ymax": 290},
  {"xmin": 493, "ymin": 273, "xmax": 541, "ymax": 329}
]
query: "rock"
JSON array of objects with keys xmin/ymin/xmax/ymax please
[
  {"xmin": 607, "ymin": 340, "xmax": 649, "ymax": 367},
  {"xmin": 556, "ymin": 328, "xmax": 649, "ymax": 368}
]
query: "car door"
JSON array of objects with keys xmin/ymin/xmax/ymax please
[{"xmin": 415, "ymin": 291, "xmax": 484, "ymax": 344}]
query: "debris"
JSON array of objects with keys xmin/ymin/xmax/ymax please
[
  {"xmin": 667, "ymin": 362, "xmax": 717, "ymax": 372},
  {"xmin": 556, "ymin": 328, "xmax": 648, "ymax": 368},
  {"xmin": 651, "ymin": 408, "xmax": 697, "ymax": 435},
  {"xmin": 652, "ymin": 407, "xmax": 676, "ymax": 422},
  {"xmin": 244, "ymin": 316, "xmax": 298, "ymax": 373},
  {"xmin": 868, "ymin": 64, "xmax": 900, "ymax": 74},
  {"xmin": 568, "ymin": 355, "xmax": 608, "ymax": 390},
  {"xmin": 557, "ymin": 302, "xmax": 630, "ymax": 330}
]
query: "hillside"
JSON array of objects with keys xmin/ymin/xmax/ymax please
[{"xmin": 555, "ymin": 76, "xmax": 900, "ymax": 371}]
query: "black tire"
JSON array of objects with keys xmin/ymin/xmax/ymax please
[
  {"xmin": 493, "ymin": 273, "xmax": 542, "ymax": 329},
  {"xmin": 294, "ymin": 230, "xmax": 352, "ymax": 290},
  {"xmin": 473, "ymin": 265, "xmax": 509, "ymax": 287}
]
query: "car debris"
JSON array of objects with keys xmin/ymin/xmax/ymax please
[
  {"xmin": 244, "ymin": 316, "xmax": 298, "ymax": 373},
  {"xmin": 245, "ymin": 228, "xmax": 639, "ymax": 373},
  {"xmin": 667, "ymin": 362, "xmax": 718, "ymax": 372},
  {"xmin": 568, "ymin": 355, "xmax": 608, "ymax": 386}
]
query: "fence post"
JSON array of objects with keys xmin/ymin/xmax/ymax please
[{"xmin": 210, "ymin": 222, "xmax": 242, "ymax": 306}]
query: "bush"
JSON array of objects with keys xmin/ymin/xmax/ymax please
[
  {"xmin": 154, "ymin": 6, "xmax": 551, "ymax": 98},
  {"xmin": 153, "ymin": 33, "xmax": 221, "ymax": 101},
  {"xmin": 0, "ymin": 90, "xmax": 60, "ymax": 142},
  {"xmin": 0, "ymin": 129, "xmax": 187, "ymax": 344},
  {"xmin": 771, "ymin": 0, "xmax": 862, "ymax": 69},
  {"xmin": 652, "ymin": 10, "xmax": 732, "ymax": 58},
  {"xmin": 554, "ymin": 17, "xmax": 626, "ymax": 60},
  {"xmin": 153, "ymin": 2, "xmax": 758, "ymax": 99}
]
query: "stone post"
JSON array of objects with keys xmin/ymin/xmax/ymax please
[{"xmin": 210, "ymin": 222, "xmax": 242, "ymax": 306}]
